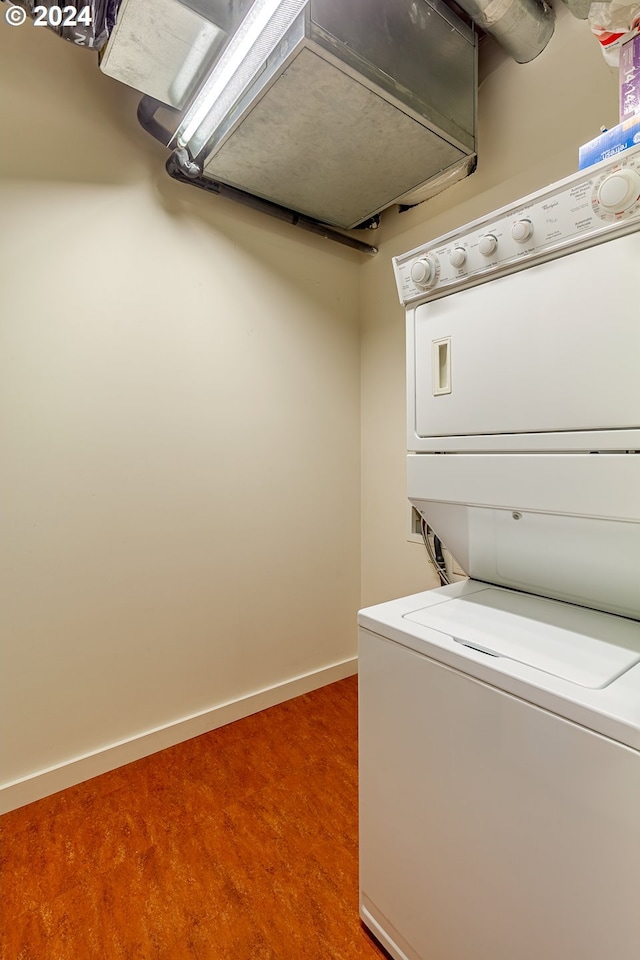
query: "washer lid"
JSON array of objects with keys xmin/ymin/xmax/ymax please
[{"xmin": 402, "ymin": 588, "xmax": 640, "ymax": 689}]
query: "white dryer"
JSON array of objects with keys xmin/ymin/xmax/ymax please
[{"xmin": 359, "ymin": 146, "xmax": 640, "ymax": 960}]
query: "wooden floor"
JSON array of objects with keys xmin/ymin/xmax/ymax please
[{"xmin": 0, "ymin": 676, "xmax": 389, "ymax": 960}]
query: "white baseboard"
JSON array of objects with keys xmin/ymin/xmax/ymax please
[{"xmin": 0, "ymin": 657, "xmax": 358, "ymax": 815}]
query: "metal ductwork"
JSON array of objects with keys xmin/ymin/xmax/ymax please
[
  {"xmin": 559, "ymin": 0, "xmax": 592, "ymax": 18},
  {"xmin": 7, "ymin": 0, "xmax": 560, "ymax": 253},
  {"xmin": 102, "ymin": 0, "xmax": 479, "ymax": 233},
  {"xmin": 454, "ymin": 0, "xmax": 555, "ymax": 62}
]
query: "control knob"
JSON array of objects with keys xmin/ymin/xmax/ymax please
[
  {"xmin": 449, "ymin": 247, "xmax": 467, "ymax": 268},
  {"xmin": 597, "ymin": 169, "xmax": 640, "ymax": 214},
  {"xmin": 410, "ymin": 256, "xmax": 437, "ymax": 288},
  {"xmin": 478, "ymin": 234, "xmax": 498, "ymax": 257},
  {"xmin": 512, "ymin": 219, "xmax": 533, "ymax": 243}
]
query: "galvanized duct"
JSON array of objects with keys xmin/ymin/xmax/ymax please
[
  {"xmin": 559, "ymin": 0, "xmax": 592, "ymax": 18},
  {"xmin": 455, "ymin": 0, "xmax": 555, "ymax": 62}
]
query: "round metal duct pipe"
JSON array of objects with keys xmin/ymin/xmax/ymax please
[{"xmin": 456, "ymin": 0, "xmax": 555, "ymax": 62}]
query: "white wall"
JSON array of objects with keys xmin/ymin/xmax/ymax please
[
  {"xmin": 0, "ymin": 21, "xmax": 361, "ymax": 810},
  {"xmin": 359, "ymin": 3, "xmax": 620, "ymax": 606}
]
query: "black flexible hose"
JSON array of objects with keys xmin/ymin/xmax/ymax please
[{"xmin": 136, "ymin": 96, "xmax": 179, "ymax": 146}]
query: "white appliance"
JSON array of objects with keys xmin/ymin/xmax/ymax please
[{"xmin": 358, "ymin": 146, "xmax": 640, "ymax": 960}]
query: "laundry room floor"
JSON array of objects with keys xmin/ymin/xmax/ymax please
[{"xmin": 0, "ymin": 675, "xmax": 388, "ymax": 960}]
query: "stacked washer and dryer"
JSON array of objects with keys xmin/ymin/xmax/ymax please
[{"xmin": 358, "ymin": 146, "xmax": 640, "ymax": 960}]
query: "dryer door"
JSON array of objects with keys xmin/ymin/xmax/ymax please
[{"xmin": 410, "ymin": 232, "xmax": 640, "ymax": 443}]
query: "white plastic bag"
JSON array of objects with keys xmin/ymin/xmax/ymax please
[{"xmin": 589, "ymin": 1, "xmax": 640, "ymax": 65}]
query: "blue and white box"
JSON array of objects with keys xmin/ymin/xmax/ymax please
[{"xmin": 578, "ymin": 114, "xmax": 640, "ymax": 169}]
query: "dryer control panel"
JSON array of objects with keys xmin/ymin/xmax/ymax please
[{"xmin": 393, "ymin": 145, "xmax": 640, "ymax": 305}]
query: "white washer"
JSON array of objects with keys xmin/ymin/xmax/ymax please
[
  {"xmin": 359, "ymin": 147, "xmax": 640, "ymax": 960},
  {"xmin": 359, "ymin": 583, "xmax": 640, "ymax": 960}
]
